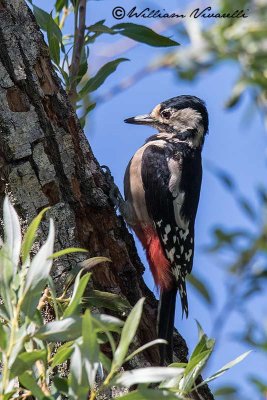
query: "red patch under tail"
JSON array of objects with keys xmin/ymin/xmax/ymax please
[{"xmin": 133, "ymin": 226, "xmax": 172, "ymax": 290}]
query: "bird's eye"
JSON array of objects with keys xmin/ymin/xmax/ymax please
[{"xmin": 161, "ymin": 110, "xmax": 171, "ymax": 119}]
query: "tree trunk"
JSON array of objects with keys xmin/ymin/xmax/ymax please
[{"xmin": 0, "ymin": 1, "xmax": 213, "ymax": 399}]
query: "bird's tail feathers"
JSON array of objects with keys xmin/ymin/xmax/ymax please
[
  {"xmin": 157, "ymin": 287, "xmax": 177, "ymax": 365},
  {"xmin": 178, "ymin": 275, "xmax": 189, "ymax": 318}
]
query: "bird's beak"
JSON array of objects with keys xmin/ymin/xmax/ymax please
[{"xmin": 124, "ymin": 114, "xmax": 155, "ymax": 125}]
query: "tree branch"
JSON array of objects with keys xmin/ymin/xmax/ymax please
[{"xmin": 68, "ymin": 0, "xmax": 86, "ymax": 106}]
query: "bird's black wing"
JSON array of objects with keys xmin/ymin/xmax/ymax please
[
  {"xmin": 141, "ymin": 142, "xmax": 202, "ymax": 314},
  {"xmin": 141, "ymin": 141, "xmax": 202, "ymax": 364}
]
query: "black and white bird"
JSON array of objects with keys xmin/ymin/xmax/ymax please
[{"xmin": 122, "ymin": 95, "xmax": 209, "ymax": 363}]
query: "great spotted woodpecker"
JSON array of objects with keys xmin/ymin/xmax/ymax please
[{"xmin": 122, "ymin": 95, "xmax": 209, "ymax": 364}]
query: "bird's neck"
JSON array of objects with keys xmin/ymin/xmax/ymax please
[{"xmin": 145, "ymin": 129, "xmax": 203, "ymax": 150}]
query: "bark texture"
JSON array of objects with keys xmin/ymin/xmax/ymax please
[{"xmin": 0, "ymin": 1, "xmax": 213, "ymax": 399}]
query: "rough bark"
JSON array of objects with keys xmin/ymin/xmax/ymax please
[{"xmin": 0, "ymin": 1, "xmax": 213, "ymax": 399}]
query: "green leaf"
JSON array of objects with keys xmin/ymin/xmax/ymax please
[
  {"xmin": 179, "ymin": 350, "xmax": 212, "ymax": 393},
  {"xmin": 69, "ymin": 344, "xmax": 89, "ymax": 400},
  {"xmin": 55, "ymin": 0, "xmax": 68, "ymax": 12},
  {"xmin": 52, "ymin": 376, "xmax": 69, "ymax": 395},
  {"xmin": 33, "ymin": 5, "xmax": 62, "ymax": 40},
  {"xmin": 187, "ymin": 274, "xmax": 212, "ymax": 304},
  {"xmin": 0, "ymin": 323, "xmax": 7, "ymax": 350},
  {"xmin": 47, "ymin": 18, "xmax": 60, "ymax": 65},
  {"xmin": 21, "ymin": 207, "xmax": 50, "ymax": 264},
  {"xmin": 214, "ymin": 386, "xmax": 238, "ymax": 396},
  {"xmin": 11, "ymin": 349, "xmax": 47, "ymax": 376},
  {"xmin": 87, "ymin": 21, "xmax": 115, "ymax": 34},
  {"xmin": 125, "ymin": 339, "xmax": 167, "ymax": 362},
  {"xmin": 113, "ymin": 23, "xmax": 179, "ymax": 47},
  {"xmin": 82, "ymin": 309, "xmax": 99, "ymax": 388},
  {"xmin": 85, "ymin": 290, "xmax": 130, "ymax": 312},
  {"xmin": 33, "ymin": 5, "xmax": 52, "ymax": 31},
  {"xmin": 36, "ymin": 316, "xmax": 82, "ymax": 342},
  {"xmin": 0, "ymin": 304, "xmax": 9, "ymax": 321},
  {"xmin": 0, "ymin": 247, "xmax": 15, "ymax": 318},
  {"xmin": 112, "ymin": 298, "xmax": 144, "ymax": 369},
  {"xmin": 179, "ymin": 323, "xmax": 215, "ymax": 393},
  {"xmin": 115, "ymin": 367, "xmax": 184, "ymax": 387},
  {"xmin": 237, "ymin": 196, "xmax": 257, "ymax": 221},
  {"xmin": 49, "ymin": 247, "xmax": 88, "ymax": 259},
  {"xmin": 99, "ymin": 351, "xmax": 112, "ymax": 372},
  {"xmin": 93, "ymin": 313, "xmax": 124, "ymax": 333},
  {"xmin": 22, "ymin": 220, "xmax": 55, "ymax": 318},
  {"xmin": 118, "ymin": 389, "xmax": 181, "ymax": 400},
  {"xmin": 3, "ymin": 196, "xmax": 21, "ymax": 270},
  {"xmin": 79, "ymin": 58, "xmax": 128, "ymax": 96},
  {"xmin": 63, "ymin": 271, "xmax": 91, "ymax": 318},
  {"xmin": 52, "ymin": 342, "xmax": 74, "ymax": 368},
  {"xmin": 80, "ymin": 256, "xmax": 111, "ymax": 269},
  {"xmin": 203, "ymin": 351, "xmax": 251, "ymax": 385},
  {"xmin": 19, "ymin": 371, "xmax": 49, "ymax": 399}
]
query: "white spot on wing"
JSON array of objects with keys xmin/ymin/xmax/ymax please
[
  {"xmin": 180, "ymin": 228, "xmax": 189, "ymax": 241},
  {"xmin": 185, "ymin": 249, "xmax": 193, "ymax": 262},
  {"xmin": 166, "ymin": 247, "xmax": 175, "ymax": 263},
  {"xmin": 165, "ymin": 225, "xmax": 171, "ymax": 234}
]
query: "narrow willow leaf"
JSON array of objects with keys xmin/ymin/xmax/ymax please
[
  {"xmin": 84, "ymin": 290, "xmax": 130, "ymax": 312},
  {"xmin": 35, "ymin": 316, "xmax": 82, "ymax": 342},
  {"xmin": 79, "ymin": 58, "xmax": 128, "ymax": 96},
  {"xmin": 52, "ymin": 376, "xmax": 68, "ymax": 394},
  {"xmin": 214, "ymin": 386, "xmax": 237, "ymax": 396},
  {"xmin": 3, "ymin": 196, "xmax": 21, "ymax": 270},
  {"xmin": 19, "ymin": 371, "xmax": 49, "ymax": 399},
  {"xmin": 21, "ymin": 207, "xmax": 50, "ymax": 264},
  {"xmin": 118, "ymin": 388, "xmax": 181, "ymax": 400},
  {"xmin": 125, "ymin": 339, "xmax": 167, "ymax": 362},
  {"xmin": 82, "ymin": 310, "xmax": 99, "ymax": 388},
  {"xmin": 22, "ymin": 220, "xmax": 55, "ymax": 318},
  {"xmin": 69, "ymin": 344, "xmax": 89, "ymax": 400},
  {"xmin": 55, "ymin": 0, "xmax": 68, "ymax": 13},
  {"xmin": 115, "ymin": 367, "xmax": 184, "ymax": 387},
  {"xmin": 0, "ymin": 323, "xmax": 7, "ymax": 350},
  {"xmin": 113, "ymin": 23, "xmax": 179, "ymax": 47},
  {"xmin": 49, "ymin": 247, "xmax": 88, "ymax": 259},
  {"xmin": 47, "ymin": 18, "xmax": 60, "ymax": 65},
  {"xmin": 80, "ymin": 256, "xmax": 111, "ymax": 269},
  {"xmin": 179, "ymin": 350, "xmax": 213, "ymax": 393},
  {"xmin": 187, "ymin": 274, "xmax": 213, "ymax": 304},
  {"xmin": 33, "ymin": 5, "xmax": 62, "ymax": 40},
  {"xmin": 52, "ymin": 344, "xmax": 74, "ymax": 368},
  {"xmin": 202, "ymin": 351, "xmax": 251, "ymax": 385},
  {"xmin": 63, "ymin": 272, "xmax": 91, "ymax": 318},
  {"xmin": 87, "ymin": 21, "xmax": 115, "ymax": 34},
  {"xmin": 93, "ymin": 313, "xmax": 124, "ymax": 332},
  {"xmin": 11, "ymin": 349, "xmax": 47, "ymax": 376},
  {"xmin": 112, "ymin": 298, "xmax": 144, "ymax": 369}
]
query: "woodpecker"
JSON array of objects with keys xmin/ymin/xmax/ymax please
[{"xmin": 122, "ymin": 95, "xmax": 209, "ymax": 364}]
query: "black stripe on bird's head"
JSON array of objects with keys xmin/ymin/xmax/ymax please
[{"xmin": 125, "ymin": 95, "xmax": 209, "ymax": 149}]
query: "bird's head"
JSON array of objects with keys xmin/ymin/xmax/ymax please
[{"xmin": 125, "ymin": 95, "xmax": 209, "ymax": 148}]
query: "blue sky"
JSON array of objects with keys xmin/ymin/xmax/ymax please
[{"xmin": 35, "ymin": 0, "xmax": 267, "ymax": 397}]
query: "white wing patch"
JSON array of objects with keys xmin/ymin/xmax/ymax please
[
  {"xmin": 167, "ymin": 157, "xmax": 189, "ymax": 230},
  {"xmin": 185, "ymin": 249, "xmax": 193, "ymax": 262},
  {"xmin": 166, "ymin": 247, "xmax": 175, "ymax": 263}
]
